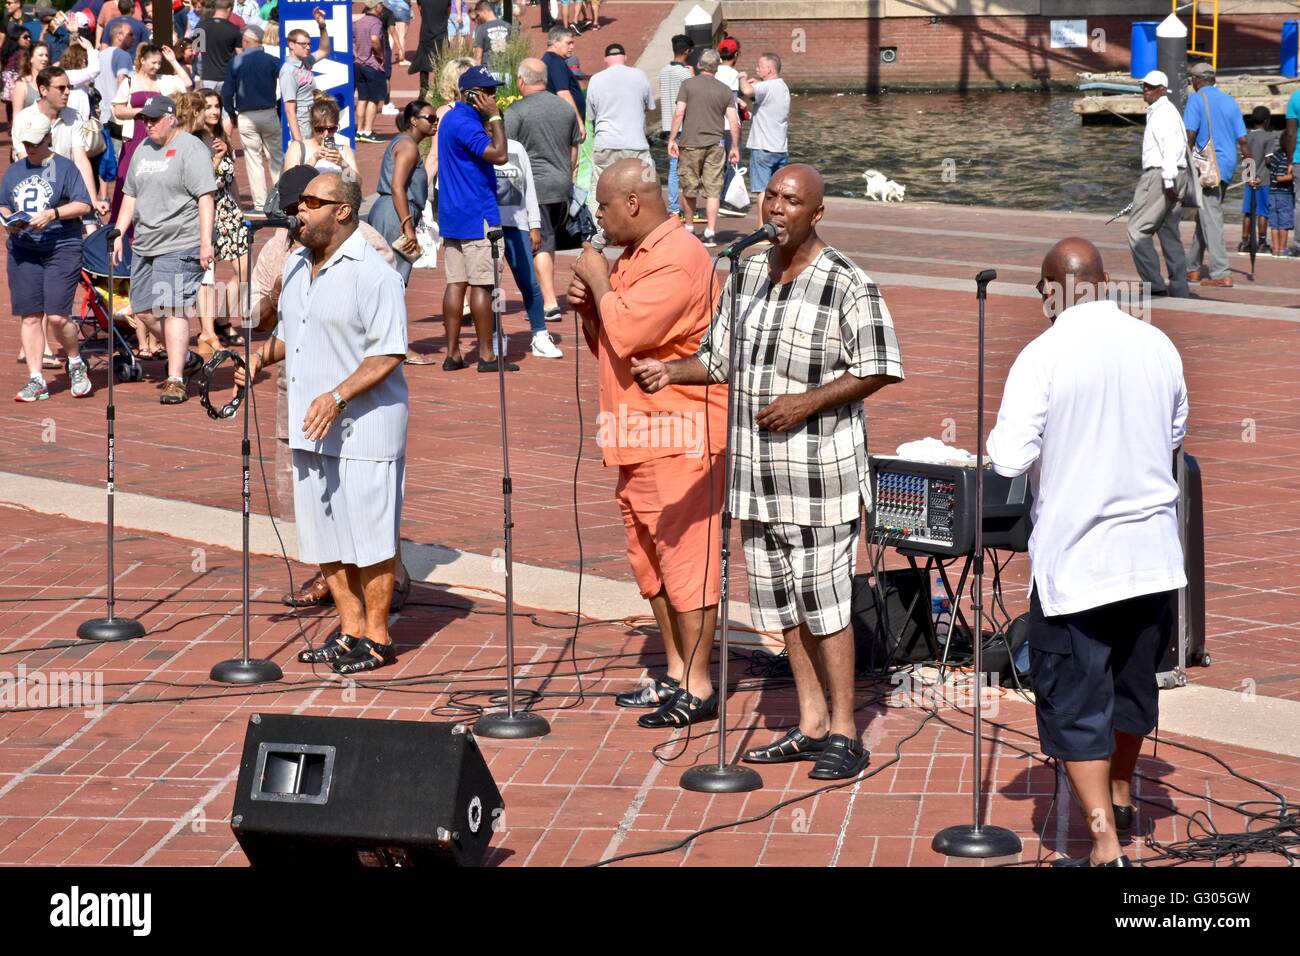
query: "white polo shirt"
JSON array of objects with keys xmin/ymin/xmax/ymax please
[{"xmin": 986, "ymin": 299, "xmax": 1188, "ymax": 616}]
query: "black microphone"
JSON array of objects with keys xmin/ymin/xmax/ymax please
[
  {"xmin": 244, "ymin": 215, "xmax": 300, "ymax": 232},
  {"xmin": 975, "ymin": 268, "xmax": 997, "ymax": 300},
  {"xmin": 104, "ymin": 227, "xmax": 121, "ymax": 241},
  {"xmin": 718, "ymin": 222, "xmax": 777, "ymax": 259}
]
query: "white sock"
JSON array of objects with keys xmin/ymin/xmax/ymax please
[{"xmin": 68, "ymin": 356, "xmax": 84, "ymax": 368}]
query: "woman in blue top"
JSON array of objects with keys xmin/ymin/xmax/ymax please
[
  {"xmin": 366, "ymin": 100, "xmax": 434, "ymax": 362},
  {"xmin": 1, "ymin": 117, "xmax": 94, "ymax": 402},
  {"xmin": 367, "ymin": 101, "xmax": 433, "ymax": 282}
]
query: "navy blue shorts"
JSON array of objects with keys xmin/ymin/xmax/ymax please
[
  {"xmin": 1028, "ymin": 588, "xmax": 1174, "ymax": 762},
  {"xmin": 355, "ymin": 64, "xmax": 389, "ymax": 104},
  {"xmin": 7, "ymin": 239, "xmax": 83, "ymax": 316}
]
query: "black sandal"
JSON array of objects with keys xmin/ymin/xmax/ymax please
[
  {"xmin": 808, "ymin": 733, "xmax": 870, "ymax": 780},
  {"xmin": 615, "ymin": 675, "xmax": 679, "ymax": 708},
  {"xmin": 331, "ymin": 637, "xmax": 397, "ymax": 674},
  {"xmin": 636, "ymin": 688, "xmax": 717, "ymax": 728},
  {"xmin": 298, "ymin": 633, "xmax": 358, "ymax": 664},
  {"xmin": 215, "ymin": 323, "xmax": 245, "ymax": 347},
  {"xmin": 742, "ymin": 727, "xmax": 829, "ymax": 764}
]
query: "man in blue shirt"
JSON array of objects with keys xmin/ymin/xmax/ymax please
[
  {"xmin": 97, "ymin": 0, "xmax": 149, "ymax": 50},
  {"xmin": 1182, "ymin": 62, "xmax": 1247, "ymax": 287},
  {"xmin": 224, "ymin": 24, "xmax": 282, "ymax": 211},
  {"xmin": 542, "ymin": 26, "xmax": 585, "ymax": 137},
  {"xmin": 436, "ymin": 64, "xmax": 513, "ymax": 372}
]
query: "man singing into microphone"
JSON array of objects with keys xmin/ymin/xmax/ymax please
[
  {"xmin": 568, "ymin": 158, "xmax": 728, "ymax": 728},
  {"xmin": 632, "ymin": 165, "xmax": 904, "ymax": 778},
  {"xmin": 237, "ymin": 171, "xmax": 409, "ymax": 674}
]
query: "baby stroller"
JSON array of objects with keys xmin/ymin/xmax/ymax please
[{"xmin": 75, "ymin": 227, "xmax": 143, "ymax": 383}]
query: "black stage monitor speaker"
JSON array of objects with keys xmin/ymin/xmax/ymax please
[
  {"xmin": 1159, "ymin": 451, "xmax": 1209, "ymax": 686},
  {"xmin": 231, "ymin": 714, "xmax": 504, "ymax": 867},
  {"xmin": 851, "ymin": 568, "xmax": 937, "ymax": 671}
]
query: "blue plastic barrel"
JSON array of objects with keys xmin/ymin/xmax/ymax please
[
  {"xmin": 1283, "ymin": 21, "xmax": 1298, "ymax": 78},
  {"xmin": 1131, "ymin": 21, "xmax": 1159, "ymax": 79}
]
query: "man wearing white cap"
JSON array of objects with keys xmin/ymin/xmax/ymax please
[{"xmin": 1127, "ymin": 70, "xmax": 1192, "ymax": 299}]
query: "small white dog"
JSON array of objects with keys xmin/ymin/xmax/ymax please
[{"xmin": 862, "ymin": 169, "xmax": 906, "ymax": 202}]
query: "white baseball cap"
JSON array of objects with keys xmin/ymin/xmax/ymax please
[
  {"xmin": 15, "ymin": 109, "xmax": 51, "ymax": 145},
  {"xmin": 1141, "ymin": 69, "xmax": 1169, "ymax": 88}
]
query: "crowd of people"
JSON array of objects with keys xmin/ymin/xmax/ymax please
[
  {"xmin": 0, "ymin": 2, "xmax": 791, "ymax": 402},
  {"xmin": 1128, "ymin": 62, "xmax": 1299, "ymax": 296}
]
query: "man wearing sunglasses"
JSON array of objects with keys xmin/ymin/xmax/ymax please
[
  {"xmin": 245, "ymin": 164, "xmax": 412, "ymax": 612},
  {"xmin": 239, "ymin": 170, "xmax": 410, "ymax": 674},
  {"xmin": 12, "ymin": 66, "xmax": 105, "ymax": 222},
  {"xmin": 279, "ymin": 6, "xmax": 331, "ymax": 145}
]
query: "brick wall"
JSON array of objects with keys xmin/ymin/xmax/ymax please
[{"xmin": 731, "ymin": 15, "xmax": 1298, "ymax": 90}]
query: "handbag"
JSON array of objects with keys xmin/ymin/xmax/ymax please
[
  {"xmin": 1190, "ymin": 90, "xmax": 1221, "ymax": 189},
  {"xmin": 82, "ymin": 114, "xmax": 106, "ymax": 158}
]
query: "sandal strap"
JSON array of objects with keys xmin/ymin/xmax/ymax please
[
  {"xmin": 299, "ymin": 632, "xmax": 357, "ymax": 663},
  {"xmin": 641, "ymin": 688, "xmax": 716, "ymax": 727},
  {"xmin": 762, "ymin": 728, "xmax": 823, "ymax": 758},
  {"xmin": 333, "ymin": 638, "xmax": 396, "ymax": 674}
]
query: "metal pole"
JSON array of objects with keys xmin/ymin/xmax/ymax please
[
  {"xmin": 473, "ymin": 227, "xmax": 549, "ymax": 739},
  {"xmin": 931, "ymin": 269, "xmax": 1021, "ymax": 858},
  {"xmin": 209, "ymin": 221, "xmax": 281, "ymax": 683},
  {"xmin": 78, "ymin": 228, "xmax": 146, "ymax": 642},
  {"xmin": 680, "ymin": 255, "xmax": 761, "ymax": 793}
]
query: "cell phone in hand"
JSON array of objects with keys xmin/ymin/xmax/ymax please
[{"xmin": 322, "ymin": 134, "xmax": 336, "ymax": 150}]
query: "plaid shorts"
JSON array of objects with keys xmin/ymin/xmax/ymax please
[{"xmin": 741, "ymin": 519, "xmax": 859, "ymax": 637}]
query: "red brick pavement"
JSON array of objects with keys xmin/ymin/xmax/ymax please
[
  {"xmin": 1, "ymin": 507, "xmax": 1298, "ymax": 867},
  {"xmin": 0, "ymin": 1, "xmax": 1299, "ymax": 867}
]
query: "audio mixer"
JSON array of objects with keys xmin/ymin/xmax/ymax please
[{"xmin": 868, "ymin": 457, "xmax": 1033, "ymax": 557}]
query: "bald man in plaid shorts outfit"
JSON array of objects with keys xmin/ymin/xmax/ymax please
[{"xmin": 632, "ymin": 165, "xmax": 903, "ymax": 780}]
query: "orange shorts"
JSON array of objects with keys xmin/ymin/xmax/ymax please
[{"xmin": 615, "ymin": 453, "xmax": 724, "ymax": 612}]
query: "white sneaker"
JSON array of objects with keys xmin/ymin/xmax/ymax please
[
  {"xmin": 381, "ymin": 103, "xmax": 399, "ymax": 115},
  {"xmin": 702, "ymin": 229, "xmax": 717, "ymax": 248},
  {"xmin": 68, "ymin": 358, "xmax": 92, "ymax": 398},
  {"xmin": 531, "ymin": 330, "xmax": 563, "ymax": 358}
]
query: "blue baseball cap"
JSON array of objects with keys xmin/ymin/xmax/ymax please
[{"xmin": 458, "ymin": 65, "xmax": 502, "ymax": 91}]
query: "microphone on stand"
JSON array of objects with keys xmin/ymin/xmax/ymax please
[
  {"xmin": 243, "ymin": 215, "xmax": 300, "ymax": 233},
  {"xmin": 718, "ymin": 222, "xmax": 777, "ymax": 259}
]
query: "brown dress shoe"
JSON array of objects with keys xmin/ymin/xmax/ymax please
[
  {"xmin": 1199, "ymin": 274, "xmax": 1234, "ymax": 287},
  {"xmin": 282, "ymin": 572, "xmax": 334, "ymax": 608},
  {"xmin": 1186, "ymin": 270, "xmax": 1201, "ymax": 282}
]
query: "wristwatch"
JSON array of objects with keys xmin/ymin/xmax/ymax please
[{"xmin": 331, "ymin": 389, "xmax": 347, "ymax": 412}]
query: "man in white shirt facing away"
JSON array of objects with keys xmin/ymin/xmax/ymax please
[
  {"xmin": 987, "ymin": 237, "xmax": 1189, "ymax": 869},
  {"xmin": 1127, "ymin": 70, "xmax": 1193, "ymax": 299}
]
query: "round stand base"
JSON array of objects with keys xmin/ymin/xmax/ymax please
[
  {"xmin": 78, "ymin": 617, "xmax": 145, "ymax": 642},
  {"xmin": 475, "ymin": 711, "xmax": 550, "ymax": 739},
  {"xmin": 932, "ymin": 824, "xmax": 1022, "ymax": 858},
  {"xmin": 209, "ymin": 658, "xmax": 283, "ymax": 685},
  {"xmin": 680, "ymin": 763, "xmax": 763, "ymax": 794}
]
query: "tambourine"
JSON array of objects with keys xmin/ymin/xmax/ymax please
[{"xmin": 197, "ymin": 348, "xmax": 247, "ymax": 421}]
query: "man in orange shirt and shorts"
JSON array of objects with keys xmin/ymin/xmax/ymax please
[{"xmin": 569, "ymin": 159, "xmax": 728, "ymax": 728}]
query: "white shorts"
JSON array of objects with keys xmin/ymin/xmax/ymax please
[{"xmin": 291, "ymin": 450, "xmax": 404, "ymax": 567}]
